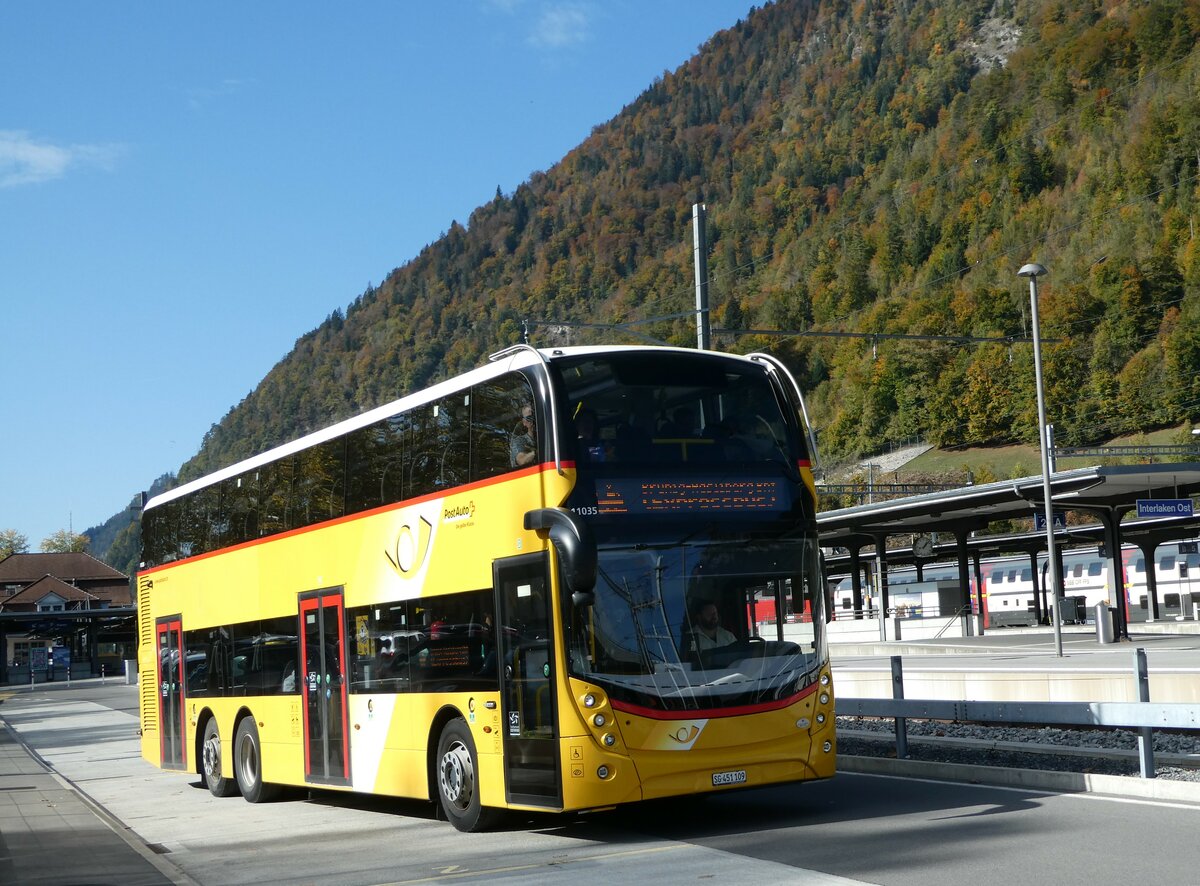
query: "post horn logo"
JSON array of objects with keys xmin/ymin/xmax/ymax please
[
  {"xmin": 667, "ymin": 724, "xmax": 702, "ymax": 744},
  {"xmin": 385, "ymin": 515, "xmax": 433, "ymax": 577}
]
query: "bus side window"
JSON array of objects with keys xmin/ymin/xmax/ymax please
[{"xmin": 472, "ymin": 374, "xmax": 535, "ymax": 481}]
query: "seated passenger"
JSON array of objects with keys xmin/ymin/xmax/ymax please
[
  {"xmin": 510, "ymin": 406, "xmax": 537, "ymax": 467},
  {"xmin": 659, "ymin": 407, "xmax": 698, "ymax": 438},
  {"xmin": 574, "ymin": 408, "xmax": 609, "ymax": 462},
  {"xmin": 280, "ymin": 658, "xmax": 297, "ymax": 692},
  {"xmin": 710, "ymin": 417, "xmax": 754, "ymax": 460}
]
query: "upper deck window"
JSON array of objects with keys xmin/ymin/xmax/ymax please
[
  {"xmin": 550, "ymin": 352, "xmax": 802, "ymax": 469},
  {"xmin": 143, "ymin": 371, "xmax": 535, "ymax": 567}
]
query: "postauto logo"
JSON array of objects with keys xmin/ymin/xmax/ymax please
[{"xmin": 386, "ymin": 514, "xmax": 433, "ymax": 578}]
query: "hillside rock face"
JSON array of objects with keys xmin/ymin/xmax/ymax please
[{"xmin": 969, "ymin": 2, "xmax": 1022, "ymax": 71}]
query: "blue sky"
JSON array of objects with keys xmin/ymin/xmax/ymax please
[{"xmin": 1, "ymin": 1, "xmax": 755, "ymax": 552}]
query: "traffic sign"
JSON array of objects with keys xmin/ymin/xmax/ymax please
[
  {"xmin": 1034, "ymin": 511, "xmax": 1067, "ymax": 531},
  {"xmin": 1135, "ymin": 499, "xmax": 1195, "ymax": 519}
]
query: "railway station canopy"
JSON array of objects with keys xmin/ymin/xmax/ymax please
[{"xmin": 818, "ymin": 462, "xmax": 1200, "ymax": 564}]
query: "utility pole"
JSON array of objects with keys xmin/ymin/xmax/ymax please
[{"xmin": 692, "ymin": 203, "xmax": 710, "ymax": 350}]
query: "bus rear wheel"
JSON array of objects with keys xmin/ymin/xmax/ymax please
[
  {"xmin": 436, "ymin": 718, "xmax": 498, "ymax": 832},
  {"xmin": 233, "ymin": 717, "xmax": 280, "ymax": 803},
  {"xmin": 201, "ymin": 718, "xmax": 238, "ymax": 797}
]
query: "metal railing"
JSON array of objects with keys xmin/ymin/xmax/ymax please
[
  {"xmin": 931, "ymin": 605, "xmax": 973, "ymax": 639},
  {"xmin": 837, "ymin": 650, "xmax": 1197, "ymax": 778},
  {"xmin": 829, "ymin": 606, "xmax": 976, "ymax": 642},
  {"xmin": 1054, "ymin": 444, "xmax": 1200, "ymax": 459}
]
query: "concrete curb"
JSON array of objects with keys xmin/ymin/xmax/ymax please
[{"xmin": 838, "ymin": 753, "xmax": 1200, "ymax": 803}]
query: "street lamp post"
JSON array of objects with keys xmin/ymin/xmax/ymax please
[{"xmin": 1019, "ymin": 262, "xmax": 1063, "ymax": 657}]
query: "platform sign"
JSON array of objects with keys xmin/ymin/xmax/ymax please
[
  {"xmin": 1135, "ymin": 499, "xmax": 1195, "ymax": 519},
  {"xmin": 1034, "ymin": 511, "xmax": 1067, "ymax": 531}
]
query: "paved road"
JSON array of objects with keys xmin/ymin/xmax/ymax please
[{"xmin": 4, "ymin": 675, "xmax": 1200, "ymax": 885}]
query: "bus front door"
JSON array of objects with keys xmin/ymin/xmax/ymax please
[
  {"xmin": 494, "ymin": 554, "xmax": 562, "ymax": 808},
  {"xmin": 299, "ymin": 589, "xmax": 351, "ymax": 786},
  {"xmin": 155, "ymin": 617, "xmax": 186, "ymax": 770}
]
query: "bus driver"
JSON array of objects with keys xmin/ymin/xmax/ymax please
[{"xmin": 690, "ymin": 600, "xmax": 736, "ymax": 651}]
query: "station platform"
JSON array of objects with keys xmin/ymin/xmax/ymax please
[{"xmin": 830, "ymin": 623, "xmax": 1200, "ymax": 703}]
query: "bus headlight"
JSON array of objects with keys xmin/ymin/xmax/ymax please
[
  {"xmin": 816, "ymin": 712, "xmax": 826, "ymax": 724},
  {"xmin": 820, "ymin": 673, "xmax": 830, "ymax": 686},
  {"xmin": 819, "ymin": 693, "xmax": 829, "ymax": 705},
  {"xmin": 597, "ymin": 765, "xmax": 610, "ymax": 779},
  {"xmin": 603, "ymin": 733, "xmax": 616, "ymax": 747},
  {"xmin": 823, "ymin": 741, "xmax": 832, "ymax": 752},
  {"xmin": 593, "ymin": 713, "xmax": 606, "ymax": 727},
  {"xmin": 583, "ymin": 693, "xmax": 597, "ymax": 708}
]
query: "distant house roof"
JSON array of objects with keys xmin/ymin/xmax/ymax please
[
  {"xmin": 85, "ymin": 581, "xmax": 133, "ymax": 607},
  {"xmin": 0, "ymin": 575, "xmax": 102, "ymax": 612},
  {"xmin": 0, "ymin": 552, "xmax": 127, "ymax": 583}
]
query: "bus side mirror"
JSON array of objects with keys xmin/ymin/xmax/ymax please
[{"xmin": 524, "ymin": 507, "xmax": 597, "ymax": 608}]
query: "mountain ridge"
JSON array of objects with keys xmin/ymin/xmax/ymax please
[{"xmin": 90, "ymin": 0, "xmax": 1200, "ymax": 566}]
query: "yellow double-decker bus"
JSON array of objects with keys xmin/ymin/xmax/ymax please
[{"xmin": 138, "ymin": 345, "xmax": 834, "ymax": 831}]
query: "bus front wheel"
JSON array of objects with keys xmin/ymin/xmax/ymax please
[
  {"xmin": 233, "ymin": 717, "xmax": 280, "ymax": 803},
  {"xmin": 436, "ymin": 718, "xmax": 498, "ymax": 832},
  {"xmin": 201, "ymin": 718, "xmax": 238, "ymax": 797}
]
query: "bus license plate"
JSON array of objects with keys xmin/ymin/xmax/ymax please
[{"xmin": 712, "ymin": 770, "xmax": 746, "ymax": 786}]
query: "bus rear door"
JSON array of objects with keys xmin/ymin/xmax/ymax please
[
  {"xmin": 299, "ymin": 589, "xmax": 351, "ymax": 786},
  {"xmin": 155, "ymin": 617, "xmax": 186, "ymax": 770}
]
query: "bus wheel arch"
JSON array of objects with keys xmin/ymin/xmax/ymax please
[
  {"xmin": 232, "ymin": 709, "xmax": 281, "ymax": 803},
  {"xmin": 428, "ymin": 708, "xmax": 499, "ymax": 832},
  {"xmin": 198, "ymin": 710, "xmax": 238, "ymax": 798},
  {"xmin": 425, "ymin": 706, "xmax": 464, "ymax": 802}
]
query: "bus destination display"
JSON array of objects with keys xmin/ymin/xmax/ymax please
[{"xmin": 595, "ymin": 478, "xmax": 789, "ymax": 515}]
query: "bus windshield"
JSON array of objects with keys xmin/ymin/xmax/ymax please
[{"xmin": 564, "ymin": 532, "xmax": 825, "ymax": 712}]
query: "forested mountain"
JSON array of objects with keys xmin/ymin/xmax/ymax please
[{"xmin": 106, "ymin": 0, "xmax": 1200, "ymax": 565}]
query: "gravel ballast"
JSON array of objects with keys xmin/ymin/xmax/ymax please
[{"xmin": 837, "ymin": 716, "xmax": 1200, "ymax": 781}]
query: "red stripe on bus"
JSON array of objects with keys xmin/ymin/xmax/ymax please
[{"xmin": 610, "ymin": 681, "xmax": 819, "ymax": 720}]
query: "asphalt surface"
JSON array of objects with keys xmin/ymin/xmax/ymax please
[{"xmin": 3, "ymin": 626, "xmax": 1199, "ymax": 885}]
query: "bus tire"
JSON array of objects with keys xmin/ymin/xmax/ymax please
[
  {"xmin": 201, "ymin": 718, "xmax": 238, "ymax": 798},
  {"xmin": 233, "ymin": 717, "xmax": 280, "ymax": 803},
  {"xmin": 436, "ymin": 718, "xmax": 498, "ymax": 832}
]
